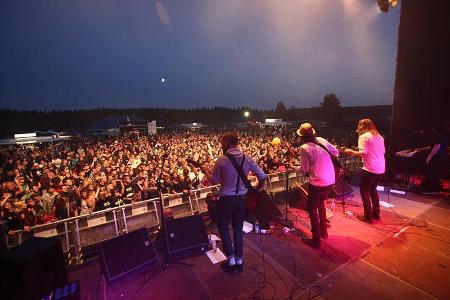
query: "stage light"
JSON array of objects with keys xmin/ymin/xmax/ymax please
[
  {"xmin": 377, "ymin": 0, "xmax": 390, "ymax": 13},
  {"xmin": 244, "ymin": 111, "xmax": 250, "ymax": 118},
  {"xmin": 377, "ymin": 0, "xmax": 398, "ymax": 13}
]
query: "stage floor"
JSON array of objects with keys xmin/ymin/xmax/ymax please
[{"xmin": 69, "ymin": 187, "xmax": 450, "ymax": 300}]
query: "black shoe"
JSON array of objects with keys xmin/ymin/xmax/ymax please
[
  {"xmin": 372, "ymin": 215, "xmax": 380, "ymax": 221},
  {"xmin": 234, "ymin": 263, "xmax": 244, "ymax": 272},
  {"xmin": 303, "ymin": 238, "xmax": 320, "ymax": 249},
  {"xmin": 357, "ymin": 215, "xmax": 372, "ymax": 224},
  {"xmin": 221, "ymin": 261, "xmax": 237, "ymax": 274}
]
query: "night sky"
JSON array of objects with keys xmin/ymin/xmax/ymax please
[{"xmin": 0, "ymin": 0, "xmax": 400, "ymax": 110}]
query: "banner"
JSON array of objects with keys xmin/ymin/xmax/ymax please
[{"xmin": 148, "ymin": 120, "xmax": 157, "ymax": 135}]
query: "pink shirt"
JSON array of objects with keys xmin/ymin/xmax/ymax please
[
  {"xmin": 298, "ymin": 137, "xmax": 339, "ymax": 187},
  {"xmin": 358, "ymin": 132, "xmax": 385, "ymax": 174}
]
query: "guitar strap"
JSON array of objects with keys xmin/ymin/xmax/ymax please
[
  {"xmin": 312, "ymin": 141, "xmax": 335, "ymax": 161},
  {"xmin": 225, "ymin": 153, "xmax": 251, "ymax": 195}
]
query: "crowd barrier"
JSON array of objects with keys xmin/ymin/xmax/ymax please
[{"xmin": 7, "ymin": 155, "xmax": 361, "ymax": 260}]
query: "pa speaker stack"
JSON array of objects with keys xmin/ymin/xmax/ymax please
[{"xmin": 0, "ymin": 237, "xmax": 68, "ymax": 300}]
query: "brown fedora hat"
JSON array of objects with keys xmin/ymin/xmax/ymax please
[{"xmin": 296, "ymin": 122, "xmax": 316, "ymax": 137}]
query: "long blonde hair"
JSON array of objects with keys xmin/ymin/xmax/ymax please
[{"xmin": 356, "ymin": 119, "xmax": 379, "ymax": 136}]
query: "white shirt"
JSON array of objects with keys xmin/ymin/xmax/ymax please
[
  {"xmin": 358, "ymin": 132, "xmax": 385, "ymax": 174},
  {"xmin": 211, "ymin": 148, "xmax": 266, "ymax": 196},
  {"xmin": 298, "ymin": 137, "xmax": 339, "ymax": 187}
]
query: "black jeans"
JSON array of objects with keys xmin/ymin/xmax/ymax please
[
  {"xmin": 216, "ymin": 195, "xmax": 246, "ymax": 259},
  {"xmin": 423, "ymin": 158, "xmax": 448, "ymax": 192},
  {"xmin": 307, "ymin": 184, "xmax": 332, "ymax": 245},
  {"xmin": 360, "ymin": 170, "xmax": 383, "ymax": 220}
]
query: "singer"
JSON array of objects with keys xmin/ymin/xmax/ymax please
[
  {"xmin": 296, "ymin": 123, "xmax": 339, "ymax": 248},
  {"xmin": 344, "ymin": 119, "xmax": 385, "ymax": 223}
]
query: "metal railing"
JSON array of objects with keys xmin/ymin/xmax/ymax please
[{"xmin": 6, "ymin": 156, "xmax": 361, "ymax": 258}]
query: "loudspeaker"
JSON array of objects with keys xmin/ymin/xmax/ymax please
[
  {"xmin": 164, "ymin": 214, "xmax": 209, "ymax": 254},
  {"xmin": 254, "ymin": 191, "xmax": 282, "ymax": 226},
  {"xmin": 99, "ymin": 228, "xmax": 158, "ymax": 283},
  {"xmin": 288, "ymin": 186, "xmax": 309, "ymax": 210},
  {"xmin": 0, "ymin": 237, "xmax": 68, "ymax": 300},
  {"xmin": 334, "ymin": 173, "xmax": 353, "ymax": 197}
]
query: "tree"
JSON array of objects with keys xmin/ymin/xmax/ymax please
[
  {"xmin": 319, "ymin": 93, "xmax": 343, "ymax": 126},
  {"xmin": 275, "ymin": 101, "xmax": 287, "ymax": 118}
]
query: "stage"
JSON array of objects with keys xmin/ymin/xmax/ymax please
[{"xmin": 69, "ymin": 187, "xmax": 450, "ymax": 299}]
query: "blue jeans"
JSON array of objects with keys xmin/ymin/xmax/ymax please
[{"xmin": 216, "ymin": 195, "xmax": 246, "ymax": 259}]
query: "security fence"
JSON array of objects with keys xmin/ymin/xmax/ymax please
[{"xmin": 6, "ymin": 155, "xmax": 361, "ymax": 261}]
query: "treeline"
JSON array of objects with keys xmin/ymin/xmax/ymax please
[{"xmin": 0, "ymin": 104, "xmax": 392, "ymax": 137}]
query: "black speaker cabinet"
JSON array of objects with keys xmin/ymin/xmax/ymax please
[
  {"xmin": 254, "ymin": 191, "xmax": 282, "ymax": 226},
  {"xmin": 334, "ymin": 173, "xmax": 353, "ymax": 197},
  {"xmin": 99, "ymin": 228, "xmax": 158, "ymax": 283},
  {"xmin": 288, "ymin": 186, "xmax": 309, "ymax": 210},
  {"xmin": 0, "ymin": 237, "xmax": 68, "ymax": 300},
  {"xmin": 164, "ymin": 214, "xmax": 208, "ymax": 254}
]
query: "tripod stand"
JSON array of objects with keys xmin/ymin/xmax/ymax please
[
  {"xmin": 332, "ymin": 153, "xmax": 355, "ymax": 217},
  {"xmin": 279, "ymin": 163, "xmax": 294, "ymax": 227}
]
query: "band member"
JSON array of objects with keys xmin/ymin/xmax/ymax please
[
  {"xmin": 419, "ymin": 123, "xmax": 449, "ymax": 194},
  {"xmin": 205, "ymin": 132, "xmax": 266, "ymax": 273},
  {"xmin": 344, "ymin": 119, "xmax": 385, "ymax": 223},
  {"xmin": 296, "ymin": 123, "xmax": 338, "ymax": 248}
]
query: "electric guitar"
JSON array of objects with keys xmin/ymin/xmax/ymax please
[{"xmin": 187, "ymin": 158, "xmax": 263, "ymax": 213}]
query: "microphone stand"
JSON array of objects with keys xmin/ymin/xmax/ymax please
[
  {"xmin": 156, "ymin": 151, "xmax": 192, "ymax": 267},
  {"xmin": 279, "ymin": 144, "xmax": 295, "ymax": 228}
]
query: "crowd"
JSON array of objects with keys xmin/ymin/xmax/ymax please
[{"xmin": 0, "ymin": 128, "xmax": 354, "ymax": 235}]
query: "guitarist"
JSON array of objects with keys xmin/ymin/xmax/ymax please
[
  {"xmin": 202, "ymin": 132, "xmax": 266, "ymax": 273},
  {"xmin": 296, "ymin": 123, "xmax": 339, "ymax": 249},
  {"xmin": 344, "ymin": 119, "xmax": 385, "ymax": 223}
]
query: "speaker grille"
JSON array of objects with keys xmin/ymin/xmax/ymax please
[
  {"xmin": 99, "ymin": 228, "xmax": 157, "ymax": 282},
  {"xmin": 164, "ymin": 215, "xmax": 208, "ymax": 254}
]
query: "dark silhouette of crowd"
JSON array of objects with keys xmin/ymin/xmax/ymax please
[{"xmin": 0, "ymin": 128, "xmax": 355, "ymax": 235}]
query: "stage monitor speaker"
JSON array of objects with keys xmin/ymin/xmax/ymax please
[
  {"xmin": 164, "ymin": 214, "xmax": 209, "ymax": 254},
  {"xmin": 99, "ymin": 227, "xmax": 158, "ymax": 283},
  {"xmin": 0, "ymin": 237, "xmax": 68, "ymax": 300},
  {"xmin": 254, "ymin": 191, "xmax": 282, "ymax": 226},
  {"xmin": 334, "ymin": 173, "xmax": 353, "ymax": 197},
  {"xmin": 288, "ymin": 186, "xmax": 308, "ymax": 210}
]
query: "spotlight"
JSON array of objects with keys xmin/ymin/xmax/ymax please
[
  {"xmin": 377, "ymin": 0, "xmax": 390, "ymax": 13},
  {"xmin": 377, "ymin": 0, "xmax": 398, "ymax": 13}
]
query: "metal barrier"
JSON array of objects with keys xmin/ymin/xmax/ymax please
[{"xmin": 7, "ymin": 156, "xmax": 361, "ymax": 257}]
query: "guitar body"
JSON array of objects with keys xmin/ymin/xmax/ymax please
[{"xmin": 246, "ymin": 188, "xmax": 262, "ymax": 213}]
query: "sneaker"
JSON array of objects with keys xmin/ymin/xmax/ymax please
[
  {"xmin": 357, "ymin": 215, "xmax": 373, "ymax": 224},
  {"xmin": 303, "ymin": 238, "xmax": 320, "ymax": 249}
]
